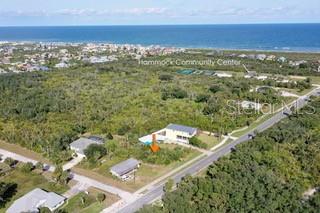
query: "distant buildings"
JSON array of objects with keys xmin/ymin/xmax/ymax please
[
  {"xmin": 215, "ymin": 72, "xmax": 233, "ymax": 78},
  {"xmin": 289, "ymin": 60, "xmax": 307, "ymax": 67},
  {"xmin": 54, "ymin": 62, "xmax": 69, "ymax": 69},
  {"xmin": 256, "ymin": 54, "xmax": 267, "ymax": 61},
  {"xmin": 278, "ymin": 56, "xmax": 287, "ymax": 63},
  {"xmin": 7, "ymin": 188, "xmax": 66, "ymax": 213}
]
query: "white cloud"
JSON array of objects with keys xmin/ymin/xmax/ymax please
[
  {"xmin": 0, "ymin": 6, "xmax": 317, "ymax": 19},
  {"xmin": 54, "ymin": 8, "xmax": 168, "ymax": 17}
]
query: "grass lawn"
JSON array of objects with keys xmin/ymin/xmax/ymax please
[
  {"xmin": 0, "ymin": 169, "xmax": 68, "ymax": 212},
  {"xmin": 73, "ymin": 144, "xmax": 201, "ymax": 192},
  {"xmin": 60, "ymin": 187, "xmax": 120, "ymax": 213},
  {"xmin": 197, "ymin": 133, "xmax": 221, "ymax": 149}
]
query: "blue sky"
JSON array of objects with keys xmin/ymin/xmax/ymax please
[{"xmin": 1, "ymin": 0, "xmax": 320, "ymax": 26}]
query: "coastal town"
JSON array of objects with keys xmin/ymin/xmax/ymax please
[
  {"xmin": 1, "ymin": 42, "xmax": 320, "ymax": 213},
  {"xmin": 1, "ymin": 42, "xmax": 320, "ymax": 75},
  {"xmin": 1, "ymin": 0, "xmax": 320, "ymax": 211}
]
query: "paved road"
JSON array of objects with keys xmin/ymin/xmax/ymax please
[
  {"xmin": 72, "ymin": 173, "xmax": 136, "ymax": 202},
  {"xmin": 0, "ymin": 148, "xmax": 134, "ymax": 201},
  {"xmin": 118, "ymin": 88, "xmax": 320, "ymax": 213},
  {"xmin": 0, "ymin": 148, "xmax": 38, "ymax": 165}
]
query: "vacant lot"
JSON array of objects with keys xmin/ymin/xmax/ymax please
[{"xmin": 197, "ymin": 132, "xmax": 221, "ymax": 149}]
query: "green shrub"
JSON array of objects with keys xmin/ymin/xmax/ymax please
[{"xmin": 189, "ymin": 137, "xmax": 208, "ymax": 149}]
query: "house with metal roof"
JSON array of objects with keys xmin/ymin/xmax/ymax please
[
  {"xmin": 70, "ymin": 137, "xmax": 104, "ymax": 157},
  {"xmin": 7, "ymin": 188, "xmax": 65, "ymax": 213},
  {"xmin": 110, "ymin": 158, "xmax": 140, "ymax": 181},
  {"xmin": 139, "ymin": 124, "xmax": 198, "ymax": 145},
  {"xmin": 164, "ymin": 124, "xmax": 198, "ymax": 143}
]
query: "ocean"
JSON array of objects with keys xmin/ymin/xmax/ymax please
[{"xmin": 0, "ymin": 24, "xmax": 320, "ymax": 52}]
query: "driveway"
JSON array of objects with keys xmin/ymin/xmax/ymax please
[{"xmin": 62, "ymin": 156, "xmax": 84, "ymax": 171}]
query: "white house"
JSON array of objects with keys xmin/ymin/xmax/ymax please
[
  {"xmin": 7, "ymin": 188, "xmax": 65, "ymax": 213},
  {"xmin": 139, "ymin": 124, "xmax": 198, "ymax": 145}
]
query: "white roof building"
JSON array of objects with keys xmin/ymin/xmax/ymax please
[
  {"xmin": 256, "ymin": 54, "xmax": 267, "ymax": 61},
  {"xmin": 7, "ymin": 188, "xmax": 65, "ymax": 213},
  {"xmin": 215, "ymin": 72, "xmax": 233, "ymax": 78},
  {"xmin": 256, "ymin": 75, "xmax": 268, "ymax": 81},
  {"xmin": 54, "ymin": 62, "xmax": 69, "ymax": 69}
]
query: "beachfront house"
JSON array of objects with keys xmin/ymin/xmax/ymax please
[
  {"xmin": 7, "ymin": 188, "xmax": 66, "ymax": 213},
  {"xmin": 110, "ymin": 158, "xmax": 140, "ymax": 181}
]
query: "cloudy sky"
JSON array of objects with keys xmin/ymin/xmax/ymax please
[{"xmin": 1, "ymin": 0, "xmax": 320, "ymax": 26}]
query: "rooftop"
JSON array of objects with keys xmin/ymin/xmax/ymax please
[
  {"xmin": 7, "ymin": 188, "xmax": 65, "ymax": 213},
  {"xmin": 70, "ymin": 137, "xmax": 104, "ymax": 155},
  {"xmin": 166, "ymin": 124, "xmax": 197, "ymax": 135},
  {"xmin": 110, "ymin": 158, "xmax": 140, "ymax": 176}
]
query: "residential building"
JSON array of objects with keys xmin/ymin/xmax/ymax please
[
  {"xmin": 256, "ymin": 54, "xmax": 267, "ymax": 61},
  {"xmin": 139, "ymin": 124, "xmax": 198, "ymax": 145},
  {"xmin": 70, "ymin": 137, "xmax": 105, "ymax": 157},
  {"xmin": 7, "ymin": 188, "xmax": 65, "ymax": 213},
  {"xmin": 278, "ymin": 56, "xmax": 287, "ymax": 63},
  {"xmin": 256, "ymin": 75, "xmax": 268, "ymax": 81},
  {"xmin": 110, "ymin": 158, "xmax": 140, "ymax": 181},
  {"xmin": 266, "ymin": 55, "xmax": 276, "ymax": 61},
  {"xmin": 164, "ymin": 124, "xmax": 198, "ymax": 143},
  {"xmin": 215, "ymin": 72, "xmax": 233, "ymax": 78},
  {"xmin": 54, "ymin": 62, "xmax": 69, "ymax": 69}
]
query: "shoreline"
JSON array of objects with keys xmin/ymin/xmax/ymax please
[{"xmin": 1, "ymin": 40, "xmax": 320, "ymax": 54}]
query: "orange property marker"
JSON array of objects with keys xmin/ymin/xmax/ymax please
[{"xmin": 150, "ymin": 133, "xmax": 160, "ymax": 153}]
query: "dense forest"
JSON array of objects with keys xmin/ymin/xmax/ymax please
[
  {"xmin": 139, "ymin": 97, "xmax": 320, "ymax": 213},
  {"xmin": 0, "ymin": 61, "xmax": 293, "ymax": 163}
]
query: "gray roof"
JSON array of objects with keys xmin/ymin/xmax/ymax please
[
  {"xmin": 166, "ymin": 124, "xmax": 197, "ymax": 135},
  {"xmin": 70, "ymin": 137, "xmax": 104, "ymax": 155},
  {"xmin": 110, "ymin": 158, "xmax": 140, "ymax": 176},
  {"xmin": 6, "ymin": 188, "xmax": 65, "ymax": 213}
]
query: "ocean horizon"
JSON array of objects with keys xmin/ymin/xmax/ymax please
[{"xmin": 1, "ymin": 23, "xmax": 320, "ymax": 52}]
